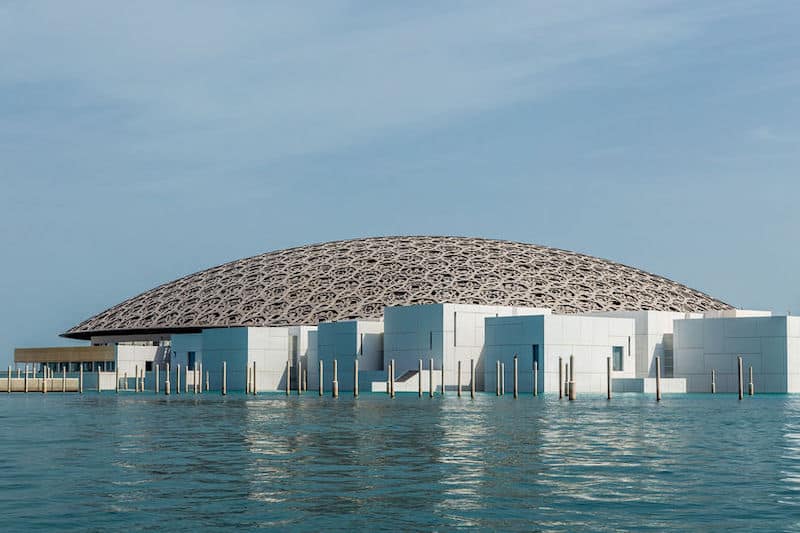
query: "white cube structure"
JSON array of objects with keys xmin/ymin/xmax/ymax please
[
  {"xmin": 317, "ymin": 320, "xmax": 384, "ymax": 391},
  {"xmin": 484, "ymin": 314, "xmax": 636, "ymax": 393},
  {"xmin": 674, "ymin": 315, "xmax": 800, "ymax": 393},
  {"xmin": 383, "ymin": 304, "xmax": 550, "ymax": 391}
]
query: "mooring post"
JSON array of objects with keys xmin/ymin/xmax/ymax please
[
  {"xmin": 79, "ymin": 366, "xmax": 83, "ymax": 394},
  {"xmin": 165, "ymin": 363, "xmax": 171, "ymax": 395},
  {"xmin": 533, "ymin": 360, "xmax": 539, "ymax": 397},
  {"xmin": 390, "ymin": 359, "xmax": 395, "ymax": 398},
  {"xmin": 429, "ymin": 358, "xmax": 434, "ymax": 398},
  {"xmin": 185, "ymin": 365, "xmax": 189, "ymax": 394},
  {"xmin": 386, "ymin": 362, "xmax": 391, "ymax": 395},
  {"xmin": 319, "ymin": 360, "xmax": 323, "ymax": 396},
  {"xmin": 155, "ymin": 364, "xmax": 160, "ymax": 394},
  {"xmin": 43, "ymin": 366, "xmax": 47, "ymax": 394},
  {"xmin": 470, "ymin": 358, "xmax": 475, "ymax": 399},
  {"xmin": 354, "ymin": 358, "xmax": 359, "ymax": 398},
  {"xmin": 252, "ymin": 361, "xmax": 257, "ymax": 396},
  {"xmin": 96, "ymin": 366, "xmax": 100, "ymax": 393},
  {"xmin": 568, "ymin": 355, "xmax": 576, "ymax": 401},
  {"xmin": 711, "ymin": 368, "xmax": 716, "ymax": 394},
  {"xmin": 607, "ymin": 356, "xmax": 612, "ymax": 401},
  {"xmin": 24, "ymin": 366, "xmax": 28, "ymax": 393},
  {"xmin": 115, "ymin": 366, "xmax": 120, "ymax": 394},
  {"xmin": 496, "ymin": 360, "xmax": 501, "ymax": 396},
  {"xmin": 738, "ymin": 356, "xmax": 743, "ymax": 400},
  {"xmin": 135, "ymin": 365, "xmax": 139, "ymax": 392},
  {"xmin": 222, "ymin": 361, "xmax": 227, "ymax": 395},
  {"xmin": 748, "ymin": 365, "xmax": 754, "ymax": 396},
  {"xmin": 7, "ymin": 365, "xmax": 11, "ymax": 394},
  {"xmin": 332, "ymin": 359, "xmax": 338, "ymax": 398},
  {"xmin": 656, "ymin": 355, "xmax": 662, "ymax": 402},
  {"xmin": 205, "ymin": 371, "xmax": 209, "ymax": 392},
  {"xmin": 297, "ymin": 360, "xmax": 302, "ymax": 395},
  {"xmin": 564, "ymin": 363, "xmax": 569, "ymax": 398},
  {"xmin": 501, "ymin": 363, "xmax": 505, "ymax": 396},
  {"xmin": 303, "ymin": 368, "xmax": 308, "ymax": 392},
  {"xmin": 457, "ymin": 361, "xmax": 462, "ymax": 398},
  {"xmin": 176, "ymin": 364, "xmax": 181, "ymax": 395},
  {"xmin": 418, "ymin": 359, "xmax": 423, "ymax": 398},
  {"xmin": 558, "ymin": 357, "xmax": 563, "ymax": 399},
  {"xmin": 62, "ymin": 366, "xmax": 66, "ymax": 393},
  {"xmin": 513, "ymin": 355, "xmax": 518, "ymax": 399}
]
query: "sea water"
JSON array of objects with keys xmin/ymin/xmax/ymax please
[{"xmin": 1, "ymin": 392, "xmax": 799, "ymax": 531}]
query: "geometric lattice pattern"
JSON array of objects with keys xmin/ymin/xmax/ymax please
[{"xmin": 64, "ymin": 236, "xmax": 731, "ymax": 339}]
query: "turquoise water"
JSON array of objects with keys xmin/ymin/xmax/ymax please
[{"xmin": 1, "ymin": 392, "xmax": 799, "ymax": 531}]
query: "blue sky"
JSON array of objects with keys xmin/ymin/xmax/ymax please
[{"xmin": 1, "ymin": 1, "xmax": 799, "ymax": 365}]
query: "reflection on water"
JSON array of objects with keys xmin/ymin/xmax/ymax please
[{"xmin": 0, "ymin": 393, "xmax": 799, "ymax": 530}]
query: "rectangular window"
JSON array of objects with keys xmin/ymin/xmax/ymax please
[
  {"xmin": 612, "ymin": 346, "xmax": 624, "ymax": 371},
  {"xmin": 188, "ymin": 351, "xmax": 196, "ymax": 371},
  {"xmin": 145, "ymin": 361, "xmax": 153, "ymax": 372}
]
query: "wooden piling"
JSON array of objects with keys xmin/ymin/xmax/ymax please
[
  {"xmin": 711, "ymin": 369, "xmax": 716, "ymax": 394},
  {"xmin": 96, "ymin": 367, "xmax": 100, "ymax": 393},
  {"xmin": 206, "ymin": 371, "xmax": 209, "ymax": 392},
  {"xmin": 222, "ymin": 361, "xmax": 227, "ymax": 395},
  {"xmin": 458, "ymin": 361, "xmax": 461, "ymax": 398},
  {"xmin": 43, "ymin": 366, "xmax": 47, "ymax": 394},
  {"xmin": 79, "ymin": 366, "xmax": 83, "ymax": 394},
  {"xmin": 303, "ymin": 368, "xmax": 307, "ymax": 392},
  {"xmin": 429, "ymin": 358, "xmax": 434, "ymax": 398},
  {"xmin": 738, "ymin": 356, "xmax": 743, "ymax": 400},
  {"xmin": 155, "ymin": 364, "xmax": 159, "ymax": 394},
  {"xmin": 165, "ymin": 363, "xmax": 171, "ymax": 395},
  {"xmin": 513, "ymin": 355, "xmax": 518, "ymax": 399},
  {"xmin": 135, "ymin": 365, "xmax": 139, "ymax": 392},
  {"xmin": 607, "ymin": 356, "xmax": 612, "ymax": 400},
  {"xmin": 319, "ymin": 361, "xmax": 323, "ymax": 396},
  {"xmin": 297, "ymin": 360, "xmax": 302, "ymax": 395},
  {"xmin": 176, "ymin": 364, "xmax": 181, "ymax": 395},
  {"xmin": 354, "ymin": 359, "xmax": 359, "ymax": 398},
  {"xmin": 656, "ymin": 355, "xmax": 662, "ymax": 402},
  {"xmin": 62, "ymin": 366, "xmax": 66, "ymax": 393},
  {"xmin": 24, "ymin": 366, "xmax": 28, "ymax": 393},
  {"xmin": 418, "ymin": 359, "xmax": 423, "ymax": 398},
  {"xmin": 501, "ymin": 363, "xmax": 505, "ymax": 396},
  {"xmin": 568, "ymin": 355, "xmax": 576, "ymax": 401},
  {"xmin": 332, "ymin": 359, "xmax": 338, "ymax": 398},
  {"xmin": 252, "ymin": 361, "xmax": 257, "ymax": 396},
  {"xmin": 748, "ymin": 365, "xmax": 754, "ymax": 396},
  {"xmin": 185, "ymin": 365, "xmax": 189, "ymax": 394},
  {"xmin": 564, "ymin": 363, "xmax": 569, "ymax": 398},
  {"xmin": 533, "ymin": 360, "xmax": 539, "ymax": 397},
  {"xmin": 7, "ymin": 365, "xmax": 11, "ymax": 394},
  {"xmin": 115, "ymin": 366, "xmax": 120, "ymax": 394},
  {"xmin": 558, "ymin": 357, "xmax": 563, "ymax": 399}
]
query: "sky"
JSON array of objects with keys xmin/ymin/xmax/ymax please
[{"xmin": 1, "ymin": 1, "xmax": 799, "ymax": 365}]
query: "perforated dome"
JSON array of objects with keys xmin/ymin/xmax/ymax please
[{"xmin": 63, "ymin": 236, "xmax": 731, "ymax": 339}]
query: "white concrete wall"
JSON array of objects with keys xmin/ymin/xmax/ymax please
[
  {"xmin": 673, "ymin": 316, "xmax": 792, "ymax": 393},
  {"xmin": 115, "ymin": 345, "xmax": 159, "ymax": 378},
  {"xmin": 317, "ymin": 320, "xmax": 383, "ymax": 392},
  {"xmin": 485, "ymin": 314, "xmax": 636, "ymax": 393},
  {"xmin": 248, "ymin": 327, "xmax": 291, "ymax": 391},
  {"xmin": 289, "ymin": 325, "xmax": 318, "ymax": 390},
  {"xmin": 384, "ymin": 303, "xmax": 550, "ymax": 391},
  {"xmin": 579, "ymin": 310, "xmax": 702, "ymax": 378}
]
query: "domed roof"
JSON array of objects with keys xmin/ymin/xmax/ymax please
[{"xmin": 63, "ymin": 236, "xmax": 731, "ymax": 339}]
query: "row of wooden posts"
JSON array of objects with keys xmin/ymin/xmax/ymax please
[{"xmin": 6, "ymin": 354, "xmax": 757, "ymax": 399}]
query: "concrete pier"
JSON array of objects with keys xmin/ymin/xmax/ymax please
[
  {"xmin": 429, "ymin": 358, "xmax": 434, "ymax": 398},
  {"xmin": 711, "ymin": 369, "xmax": 716, "ymax": 394},
  {"xmin": 558, "ymin": 357, "xmax": 563, "ymax": 399},
  {"xmin": 165, "ymin": 363, "xmax": 171, "ymax": 395},
  {"xmin": 457, "ymin": 360, "xmax": 462, "ymax": 398},
  {"xmin": 470, "ymin": 358, "xmax": 475, "ymax": 399},
  {"xmin": 738, "ymin": 356, "xmax": 743, "ymax": 400},
  {"xmin": 390, "ymin": 359, "xmax": 395, "ymax": 398},
  {"xmin": 332, "ymin": 359, "xmax": 338, "ymax": 398},
  {"xmin": 252, "ymin": 361, "xmax": 257, "ymax": 396},
  {"xmin": 568, "ymin": 355, "xmax": 576, "ymax": 401},
  {"xmin": 513, "ymin": 355, "xmax": 518, "ymax": 399},
  {"xmin": 496, "ymin": 360, "xmax": 501, "ymax": 396},
  {"xmin": 418, "ymin": 359, "xmax": 423, "ymax": 397},
  {"xmin": 222, "ymin": 361, "xmax": 227, "ymax": 395},
  {"xmin": 607, "ymin": 356, "xmax": 612, "ymax": 400},
  {"xmin": 748, "ymin": 365, "xmax": 754, "ymax": 396},
  {"xmin": 533, "ymin": 360, "xmax": 538, "ymax": 397},
  {"xmin": 656, "ymin": 356, "xmax": 662, "ymax": 402},
  {"xmin": 319, "ymin": 361, "xmax": 323, "ymax": 396},
  {"xmin": 354, "ymin": 359, "xmax": 359, "ymax": 397}
]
